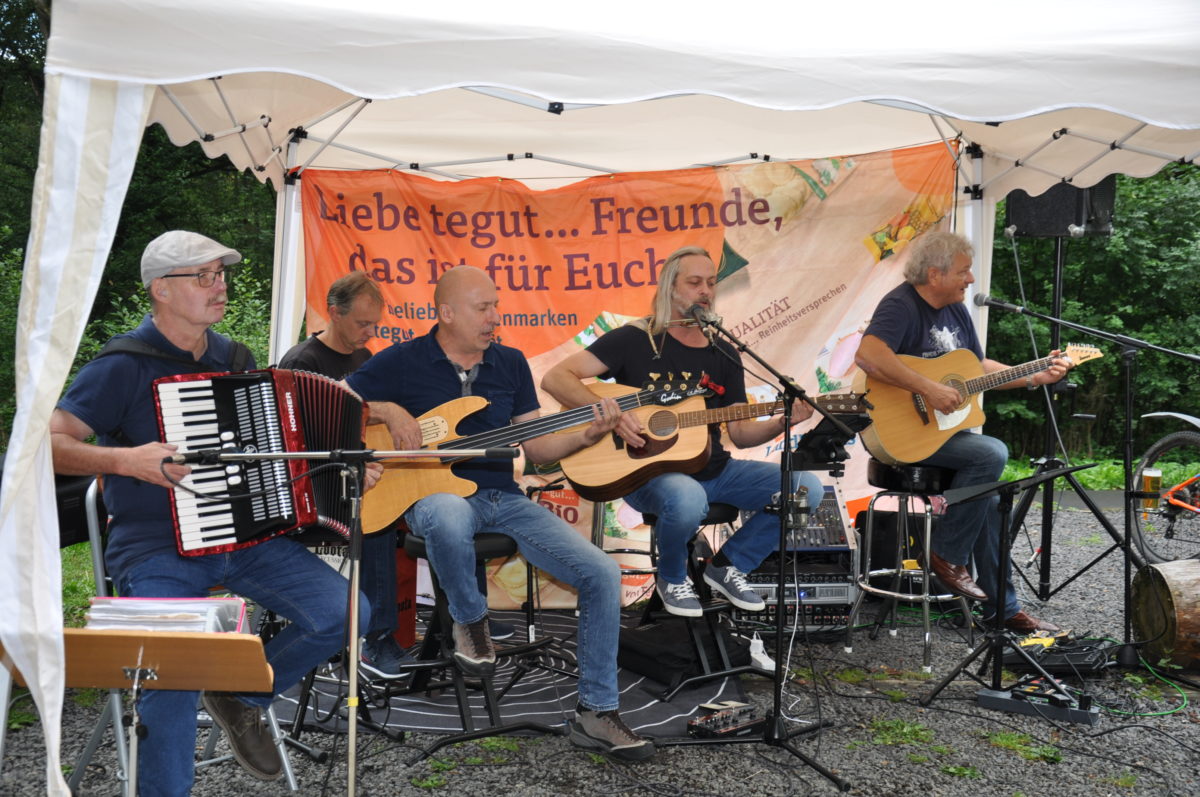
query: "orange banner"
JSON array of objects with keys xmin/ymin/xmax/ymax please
[
  {"xmin": 300, "ymin": 143, "xmax": 956, "ymax": 607},
  {"xmin": 302, "ymin": 167, "xmax": 733, "ymax": 357}
]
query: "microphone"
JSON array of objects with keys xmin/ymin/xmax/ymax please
[
  {"xmin": 1004, "ymin": 225, "xmax": 1018, "ymax": 238},
  {"xmin": 688, "ymin": 304, "xmax": 716, "ymax": 325},
  {"xmin": 972, "ymin": 293, "xmax": 1026, "ymax": 314},
  {"xmin": 162, "ymin": 448, "xmax": 224, "ymax": 465}
]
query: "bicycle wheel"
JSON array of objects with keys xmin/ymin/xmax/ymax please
[{"xmin": 1130, "ymin": 430, "xmax": 1200, "ymax": 563}]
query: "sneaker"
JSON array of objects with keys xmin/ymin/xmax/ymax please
[
  {"xmin": 451, "ymin": 618, "xmax": 496, "ymax": 674},
  {"xmin": 656, "ymin": 578, "xmax": 702, "ymax": 617},
  {"xmin": 703, "ymin": 563, "xmax": 766, "ymax": 612},
  {"xmin": 569, "ymin": 708, "xmax": 655, "ymax": 761},
  {"xmin": 360, "ymin": 634, "xmax": 416, "ymax": 680},
  {"xmin": 201, "ymin": 691, "xmax": 283, "ymax": 781},
  {"xmin": 489, "ymin": 617, "xmax": 516, "ymax": 641}
]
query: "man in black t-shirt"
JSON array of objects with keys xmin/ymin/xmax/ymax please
[
  {"xmin": 542, "ymin": 246, "xmax": 825, "ymax": 618},
  {"xmin": 280, "ymin": 271, "xmax": 381, "ymax": 378},
  {"xmin": 855, "ymin": 230, "xmax": 1069, "ymax": 634}
]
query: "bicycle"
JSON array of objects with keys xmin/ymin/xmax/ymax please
[{"xmin": 1129, "ymin": 426, "xmax": 1200, "ymax": 563}]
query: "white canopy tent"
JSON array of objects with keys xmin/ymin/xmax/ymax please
[{"xmin": 3, "ymin": 0, "xmax": 1198, "ymax": 790}]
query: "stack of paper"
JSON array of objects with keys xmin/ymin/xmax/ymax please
[{"xmin": 85, "ymin": 597, "xmax": 247, "ymax": 633}]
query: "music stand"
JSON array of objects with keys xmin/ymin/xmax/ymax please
[
  {"xmin": 3, "ymin": 627, "xmax": 273, "ymax": 796},
  {"xmin": 919, "ymin": 465, "xmax": 1100, "ymax": 724}
]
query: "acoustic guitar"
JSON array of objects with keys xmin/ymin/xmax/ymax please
[
  {"xmin": 359, "ymin": 378, "xmax": 709, "ymax": 533},
  {"xmin": 854, "ymin": 344, "xmax": 1102, "ymax": 465},
  {"xmin": 558, "ymin": 382, "xmax": 866, "ymax": 502}
]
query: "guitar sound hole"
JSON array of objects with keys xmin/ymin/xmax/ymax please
[
  {"xmin": 944, "ymin": 378, "xmax": 967, "ymax": 405},
  {"xmin": 646, "ymin": 409, "xmax": 680, "ymax": 437}
]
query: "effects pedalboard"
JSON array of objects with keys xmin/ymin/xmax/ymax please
[
  {"xmin": 978, "ymin": 674, "xmax": 1100, "ymax": 725},
  {"xmin": 686, "ymin": 701, "xmax": 766, "ymax": 739}
]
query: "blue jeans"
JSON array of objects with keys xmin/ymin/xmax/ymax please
[
  {"xmin": 361, "ymin": 529, "xmax": 398, "ymax": 638},
  {"xmin": 115, "ymin": 536, "xmax": 368, "ymax": 797},
  {"xmin": 623, "ymin": 460, "xmax": 825, "ymax": 584},
  {"xmin": 917, "ymin": 430, "xmax": 1020, "ymax": 619},
  {"xmin": 405, "ymin": 490, "xmax": 622, "ymax": 712}
]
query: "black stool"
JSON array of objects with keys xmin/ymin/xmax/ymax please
[
  {"xmin": 844, "ymin": 459, "xmax": 974, "ymax": 672},
  {"xmin": 637, "ymin": 503, "xmax": 769, "ymax": 701},
  {"xmin": 400, "ymin": 531, "xmax": 559, "ymax": 762}
]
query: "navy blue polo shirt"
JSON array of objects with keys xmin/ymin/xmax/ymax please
[
  {"xmin": 347, "ymin": 326, "xmax": 538, "ymax": 494},
  {"xmin": 57, "ymin": 314, "xmax": 256, "ymax": 577}
]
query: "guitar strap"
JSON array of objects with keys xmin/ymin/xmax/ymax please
[{"xmin": 453, "ymin": 362, "xmax": 481, "ymax": 397}]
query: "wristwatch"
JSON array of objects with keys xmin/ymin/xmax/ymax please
[{"xmin": 1026, "ymin": 375, "xmax": 1037, "ymax": 390}]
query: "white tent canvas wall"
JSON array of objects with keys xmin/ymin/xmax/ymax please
[{"xmin": 3, "ymin": 1, "xmax": 1198, "ymax": 790}]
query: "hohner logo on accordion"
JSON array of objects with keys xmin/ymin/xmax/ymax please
[{"xmin": 153, "ymin": 368, "xmax": 365, "ymax": 556}]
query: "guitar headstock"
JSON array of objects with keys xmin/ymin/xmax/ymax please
[
  {"xmin": 1062, "ymin": 343, "xmax": 1103, "ymax": 367},
  {"xmin": 642, "ymin": 372, "xmax": 712, "ymax": 406},
  {"xmin": 816, "ymin": 393, "xmax": 869, "ymax": 414}
]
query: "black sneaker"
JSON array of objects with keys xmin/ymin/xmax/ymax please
[
  {"xmin": 489, "ymin": 617, "xmax": 516, "ymax": 641},
  {"xmin": 569, "ymin": 708, "xmax": 655, "ymax": 761},
  {"xmin": 201, "ymin": 692, "xmax": 284, "ymax": 781},
  {"xmin": 451, "ymin": 618, "xmax": 496, "ymax": 674},
  {"xmin": 360, "ymin": 634, "xmax": 416, "ymax": 681}
]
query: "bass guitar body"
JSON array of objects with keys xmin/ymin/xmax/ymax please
[{"xmin": 360, "ymin": 396, "xmax": 489, "ymax": 534}]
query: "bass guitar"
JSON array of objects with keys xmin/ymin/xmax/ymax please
[
  {"xmin": 559, "ymin": 383, "xmax": 866, "ymax": 502},
  {"xmin": 854, "ymin": 344, "xmax": 1102, "ymax": 465},
  {"xmin": 360, "ymin": 378, "xmax": 709, "ymax": 533}
]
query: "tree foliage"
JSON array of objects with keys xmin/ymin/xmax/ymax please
[{"xmin": 0, "ymin": 0, "xmax": 276, "ymax": 449}]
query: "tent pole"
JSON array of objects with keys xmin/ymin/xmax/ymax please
[{"xmin": 270, "ymin": 138, "xmax": 305, "ymax": 364}]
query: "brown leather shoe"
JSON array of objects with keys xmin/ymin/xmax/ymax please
[
  {"xmin": 927, "ymin": 552, "xmax": 988, "ymax": 601},
  {"xmin": 1003, "ymin": 611, "xmax": 1062, "ymax": 635}
]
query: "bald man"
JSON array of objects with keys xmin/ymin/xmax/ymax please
[{"xmin": 345, "ymin": 266, "xmax": 654, "ymax": 762}]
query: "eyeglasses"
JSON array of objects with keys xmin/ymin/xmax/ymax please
[{"xmin": 159, "ymin": 267, "xmax": 232, "ymax": 288}]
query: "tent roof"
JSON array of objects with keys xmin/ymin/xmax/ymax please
[{"xmin": 47, "ymin": 0, "xmax": 1200, "ymax": 196}]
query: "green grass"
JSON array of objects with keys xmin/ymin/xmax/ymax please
[
  {"xmin": 1003, "ymin": 458, "xmax": 1125, "ymax": 490},
  {"xmin": 1122, "ymin": 672, "xmax": 1166, "ymax": 701},
  {"xmin": 985, "ymin": 731, "xmax": 1062, "ymax": 763},
  {"xmin": 1101, "ymin": 770, "xmax": 1138, "ymax": 788},
  {"xmin": 5, "ymin": 690, "xmax": 37, "ymax": 730},
  {"xmin": 869, "ymin": 718, "xmax": 933, "ymax": 746},
  {"xmin": 61, "ymin": 543, "xmax": 98, "ymax": 627}
]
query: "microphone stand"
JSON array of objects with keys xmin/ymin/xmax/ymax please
[
  {"xmin": 693, "ymin": 310, "xmax": 854, "ymax": 793},
  {"xmin": 977, "ymin": 299, "xmax": 1200, "ymax": 663},
  {"xmin": 177, "ymin": 445, "xmax": 516, "ymax": 796}
]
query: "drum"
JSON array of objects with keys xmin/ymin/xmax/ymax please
[{"xmin": 1131, "ymin": 560, "xmax": 1200, "ymax": 669}]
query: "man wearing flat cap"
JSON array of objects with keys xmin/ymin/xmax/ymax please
[{"xmin": 50, "ymin": 231, "xmax": 364, "ymax": 795}]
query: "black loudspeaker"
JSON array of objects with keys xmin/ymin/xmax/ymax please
[{"xmin": 1005, "ymin": 175, "xmax": 1116, "ymax": 238}]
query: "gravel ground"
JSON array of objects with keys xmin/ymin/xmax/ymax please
[{"xmin": 4, "ymin": 499, "xmax": 1199, "ymax": 796}]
